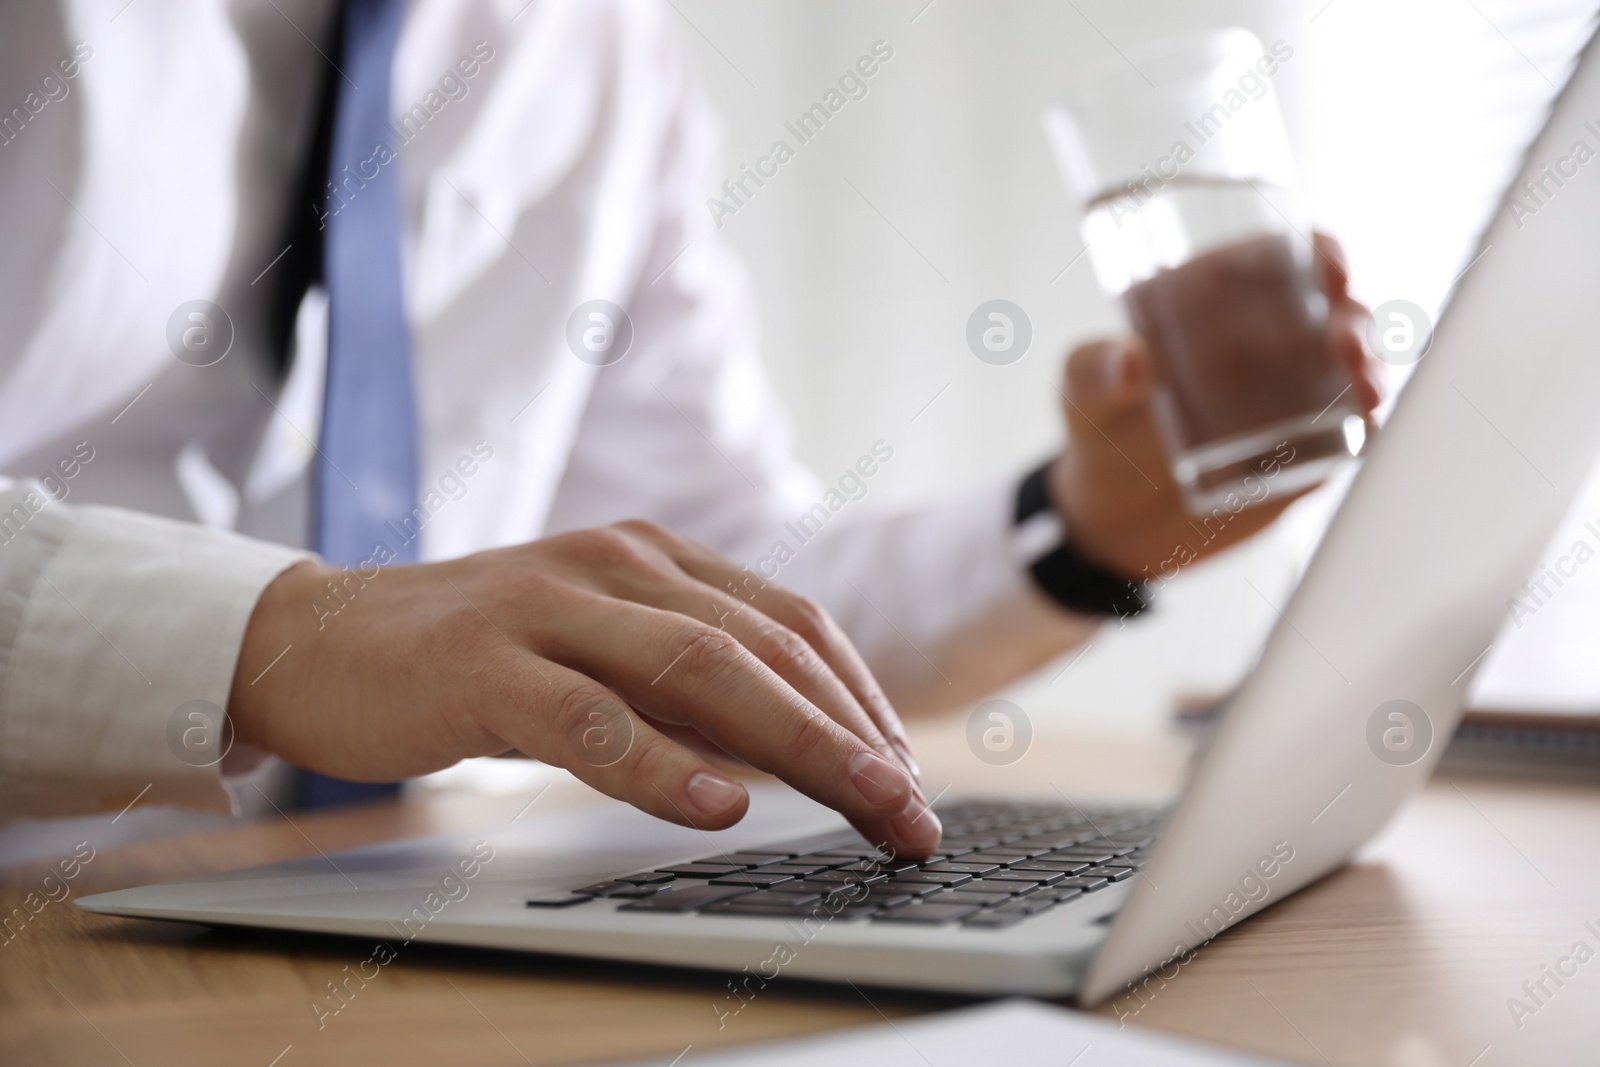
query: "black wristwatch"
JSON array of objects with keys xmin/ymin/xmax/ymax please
[{"xmin": 1013, "ymin": 462, "xmax": 1149, "ymax": 619}]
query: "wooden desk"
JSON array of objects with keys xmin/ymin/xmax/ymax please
[{"xmin": 3, "ymin": 723, "xmax": 1597, "ymax": 1066}]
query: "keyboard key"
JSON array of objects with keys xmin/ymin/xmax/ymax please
[
  {"xmin": 892, "ymin": 870, "xmax": 973, "ymax": 887},
  {"xmin": 861, "ymin": 888, "xmax": 916, "ymax": 909},
  {"xmin": 1055, "ymin": 875, "xmax": 1109, "ymax": 892},
  {"xmin": 809, "ymin": 869, "xmax": 888, "ymax": 885},
  {"xmin": 617, "ymin": 884, "xmax": 758, "ymax": 912},
  {"xmin": 985, "ymin": 870, "xmax": 1064, "ymax": 886},
  {"xmin": 724, "ymin": 895, "xmax": 876, "ymax": 921},
  {"xmin": 780, "ymin": 879, "xmax": 870, "ymax": 895},
  {"xmin": 525, "ymin": 891, "xmax": 591, "ymax": 908},
  {"xmin": 969, "ymin": 877, "xmax": 1044, "ymax": 896},
  {"xmin": 813, "ymin": 847, "xmax": 891, "ymax": 860},
  {"xmin": 1106, "ymin": 835, "xmax": 1155, "ymax": 849},
  {"xmin": 760, "ymin": 865, "xmax": 836, "ymax": 878},
  {"xmin": 921, "ymin": 861, "xmax": 1002, "ymax": 876},
  {"xmin": 1031, "ymin": 835, "xmax": 1091, "ymax": 850},
  {"xmin": 696, "ymin": 852, "xmax": 793, "ymax": 868},
  {"xmin": 771, "ymin": 878, "xmax": 842, "ymax": 892},
  {"xmin": 709, "ymin": 872, "xmax": 797, "ymax": 888},
  {"xmin": 1010, "ymin": 860, "xmax": 1091, "ymax": 875},
  {"xmin": 820, "ymin": 887, "xmax": 882, "ymax": 908},
  {"xmin": 836, "ymin": 859, "xmax": 920, "ymax": 875},
  {"xmin": 657, "ymin": 863, "xmax": 744, "ymax": 878},
  {"xmin": 871, "ymin": 902, "xmax": 982, "ymax": 924},
  {"xmin": 754, "ymin": 887, "xmax": 824, "ymax": 905},
  {"xmin": 701, "ymin": 901, "xmax": 823, "ymax": 917},
  {"xmin": 574, "ymin": 880, "xmax": 670, "ymax": 898},
  {"xmin": 610, "ymin": 883, "xmax": 672, "ymax": 898},
  {"xmin": 1049, "ymin": 850, "xmax": 1115, "ymax": 865},
  {"xmin": 942, "ymin": 837, "xmax": 1000, "ymax": 850},
  {"xmin": 716, "ymin": 889, "xmax": 820, "ymax": 908},
  {"xmin": 882, "ymin": 880, "xmax": 945, "ymax": 898},
  {"xmin": 939, "ymin": 890, "xmax": 1013, "ymax": 907},
  {"xmin": 968, "ymin": 848, "xmax": 1041, "ymax": 862},
  {"xmin": 1084, "ymin": 865, "xmax": 1137, "ymax": 882},
  {"xmin": 1050, "ymin": 886, "xmax": 1085, "ymax": 903},
  {"xmin": 614, "ymin": 871, "xmax": 676, "ymax": 885}
]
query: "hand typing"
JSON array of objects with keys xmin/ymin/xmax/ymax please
[{"xmin": 228, "ymin": 519, "xmax": 941, "ymax": 856}]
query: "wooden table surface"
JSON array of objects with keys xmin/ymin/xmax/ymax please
[{"xmin": 3, "ymin": 721, "xmax": 1598, "ymax": 1066}]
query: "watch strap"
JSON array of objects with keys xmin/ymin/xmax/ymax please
[{"xmin": 1014, "ymin": 463, "xmax": 1149, "ymax": 619}]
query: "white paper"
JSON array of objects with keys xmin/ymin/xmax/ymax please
[{"xmin": 613, "ymin": 999, "xmax": 1290, "ymax": 1067}]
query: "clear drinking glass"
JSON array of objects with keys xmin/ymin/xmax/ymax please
[{"xmin": 1044, "ymin": 29, "xmax": 1364, "ymax": 513}]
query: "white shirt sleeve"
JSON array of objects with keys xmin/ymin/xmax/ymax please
[
  {"xmin": 541, "ymin": 41, "xmax": 1097, "ymax": 716},
  {"xmin": 0, "ymin": 480, "xmax": 311, "ymax": 821},
  {"xmin": 771, "ymin": 480, "xmax": 1099, "ymax": 718}
]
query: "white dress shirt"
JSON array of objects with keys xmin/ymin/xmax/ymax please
[{"xmin": 0, "ymin": 0, "xmax": 1092, "ymax": 822}]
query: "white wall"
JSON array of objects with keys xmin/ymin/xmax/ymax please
[{"xmin": 671, "ymin": 0, "xmax": 1596, "ymax": 733}]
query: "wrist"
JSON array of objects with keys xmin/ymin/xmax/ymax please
[
  {"xmin": 1044, "ymin": 453, "xmax": 1147, "ymax": 577},
  {"xmin": 1018, "ymin": 459, "xmax": 1149, "ymax": 619},
  {"xmin": 228, "ymin": 559, "xmax": 335, "ymax": 750}
]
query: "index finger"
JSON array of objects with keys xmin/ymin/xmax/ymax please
[
  {"xmin": 533, "ymin": 592, "xmax": 941, "ymax": 855},
  {"xmin": 641, "ymin": 533, "xmax": 923, "ymax": 779}
]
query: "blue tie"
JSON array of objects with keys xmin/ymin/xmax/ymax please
[{"xmin": 302, "ymin": 0, "xmax": 416, "ymax": 809}]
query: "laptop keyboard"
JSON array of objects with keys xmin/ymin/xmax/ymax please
[{"xmin": 526, "ymin": 799, "xmax": 1164, "ymax": 931}]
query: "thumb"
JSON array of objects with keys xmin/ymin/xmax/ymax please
[
  {"xmin": 1061, "ymin": 337, "xmax": 1150, "ymax": 431},
  {"xmin": 1312, "ymin": 231, "xmax": 1350, "ymax": 301}
]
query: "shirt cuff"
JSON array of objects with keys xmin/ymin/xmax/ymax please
[{"xmin": 0, "ymin": 484, "xmax": 312, "ymax": 821}]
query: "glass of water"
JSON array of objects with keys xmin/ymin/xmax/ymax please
[{"xmin": 1044, "ymin": 28, "xmax": 1364, "ymax": 513}]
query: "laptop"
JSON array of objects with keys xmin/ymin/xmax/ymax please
[{"xmin": 78, "ymin": 27, "xmax": 1600, "ymax": 1006}]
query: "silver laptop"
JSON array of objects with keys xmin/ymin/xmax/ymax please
[{"xmin": 79, "ymin": 28, "xmax": 1600, "ymax": 1006}]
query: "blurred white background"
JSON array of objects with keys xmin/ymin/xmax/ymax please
[{"xmin": 666, "ymin": 0, "xmax": 1598, "ymax": 735}]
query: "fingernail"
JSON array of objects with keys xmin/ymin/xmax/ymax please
[
  {"xmin": 685, "ymin": 771, "xmax": 745, "ymax": 817},
  {"xmin": 1100, "ymin": 343, "xmax": 1126, "ymax": 390},
  {"xmin": 891, "ymin": 797, "xmax": 942, "ymax": 852},
  {"xmin": 890, "ymin": 739, "xmax": 922, "ymax": 780},
  {"xmin": 848, "ymin": 750, "xmax": 912, "ymax": 806}
]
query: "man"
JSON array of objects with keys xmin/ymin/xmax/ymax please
[{"xmin": 0, "ymin": 0, "xmax": 1379, "ymax": 858}]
